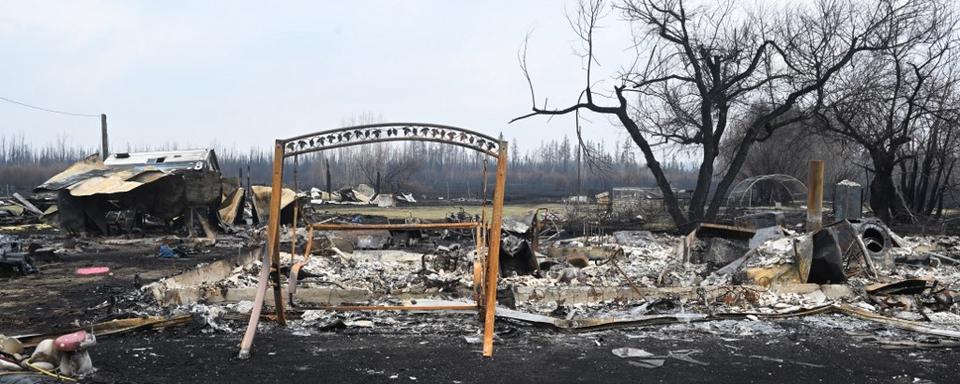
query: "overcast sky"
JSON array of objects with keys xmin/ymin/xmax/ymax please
[{"xmin": 0, "ymin": 1, "xmax": 652, "ymax": 153}]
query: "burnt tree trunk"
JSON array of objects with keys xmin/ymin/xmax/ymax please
[
  {"xmin": 611, "ymin": 100, "xmax": 688, "ymax": 227},
  {"xmin": 869, "ymin": 152, "xmax": 908, "ymax": 223},
  {"xmin": 935, "ymin": 158, "xmax": 956, "ymax": 218}
]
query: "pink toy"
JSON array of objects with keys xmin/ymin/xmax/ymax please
[{"xmin": 54, "ymin": 331, "xmax": 89, "ymax": 352}]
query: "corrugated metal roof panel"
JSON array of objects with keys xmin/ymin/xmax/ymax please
[{"xmin": 67, "ymin": 169, "xmax": 172, "ymax": 196}]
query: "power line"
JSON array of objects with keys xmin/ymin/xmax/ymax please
[{"xmin": 0, "ymin": 96, "xmax": 99, "ymax": 118}]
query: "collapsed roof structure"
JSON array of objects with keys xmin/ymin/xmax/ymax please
[{"xmin": 35, "ymin": 149, "xmax": 222, "ymax": 235}]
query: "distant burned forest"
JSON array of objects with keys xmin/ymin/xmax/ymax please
[
  {"xmin": 0, "ymin": 132, "xmax": 698, "ymax": 199},
  {"xmin": 4, "ymin": 118, "xmax": 953, "ymax": 211}
]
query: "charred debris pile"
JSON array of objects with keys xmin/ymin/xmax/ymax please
[
  {"xmin": 4, "ymin": 151, "xmax": 960, "ymax": 380},
  {"xmin": 135, "ymin": 207, "xmax": 960, "ymax": 346}
]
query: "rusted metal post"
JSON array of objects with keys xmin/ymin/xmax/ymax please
[
  {"xmin": 481, "ymin": 159, "xmax": 489, "ymax": 228},
  {"xmin": 268, "ymin": 140, "xmax": 287, "ymax": 325},
  {"xmin": 291, "ymin": 154, "xmax": 299, "ymax": 257},
  {"xmin": 530, "ymin": 211, "xmax": 540, "ymax": 252},
  {"xmin": 482, "ymin": 142, "xmax": 508, "ymax": 357},
  {"xmin": 310, "ymin": 222, "xmax": 479, "ymax": 230},
  {"xmin": 807, "ymin": 160, "xmax": 825, "ymax": 232},
  {"xmin": 472, "ymin": 224, "xmax": 484, "ymax": 302},
  {"xmin": 474, "ymin": 159, "xmax": 489, "ymax": 302},
  {"xmin": 319, "ymin": 304, "xmax": 478, "ymax": 311}
]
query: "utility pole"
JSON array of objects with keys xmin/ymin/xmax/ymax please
[
  {"xmin": 100, "ymin": 114, "xmax": 109, "ymax": 160},
  {"xmin": 576, "ymin": 145, "xmax": 582, "ymax": 197},
  {"xmin": 325, "ymin": 158, "xmax": 332, "ymax": 196}
]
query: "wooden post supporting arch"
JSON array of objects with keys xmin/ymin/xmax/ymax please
[
  {"xmin": 482, "ymin": 143, "xmax": 507, "ymax": 356},
  {"xmin": 238, "ymin": 123, "xmax": 508, "ymax": 359}
]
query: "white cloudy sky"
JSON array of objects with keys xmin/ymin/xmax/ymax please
[{"xmin": 0, "ymin": 1, "xmax": 656, "ymax": 153}]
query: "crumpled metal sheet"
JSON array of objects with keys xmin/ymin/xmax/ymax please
[
  {"xmin": 251, "ymin": 186, "xmax": 297, "ymax": 209},
  {"xmin": 33, "ymin": 154, "xmax": 105, "ymax": 192},
  {"xmin": 219, "ymin": 187, "xmax": 245, "ymax": 224},
  {"xmin": 67, "ymin": 169, "xmax": 171, "ymax": 196},
  {"xmin": 33, "ymin": 153, "xmax": 177, "ymax": 196}
]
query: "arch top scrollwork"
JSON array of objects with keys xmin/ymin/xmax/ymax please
[{"xmin": 280, "ymin": 122, "xmax": 502, "ymax": 158}]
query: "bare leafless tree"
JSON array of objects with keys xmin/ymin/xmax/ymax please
[
  {"xmin": 813, "ymin": 0, "xmax": 957, "ymax": 223},
  {"xmin": 513, "ymin": 0, "xmax": 934, "ymax": 228},
  {"xmin": 720, "ymin": 107, "xmax": 863, "ymax": 187},
  {"xmin": 902, "ymin": 105, "xmax": 960, "ymax": 219}
]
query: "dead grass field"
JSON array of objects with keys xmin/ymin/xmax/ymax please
[{"xmin": 310, "ymin": 203, "xmax": 567, "ymax": 220}]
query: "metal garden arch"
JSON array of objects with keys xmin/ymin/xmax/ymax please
[{"xmin": 238, "ymin": 123, "xmax": 509, "ymax": 359}]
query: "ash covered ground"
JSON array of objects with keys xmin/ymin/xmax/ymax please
[{"xmin": 4, "ymin": 218, "xmax": 960, "ymax": 383}]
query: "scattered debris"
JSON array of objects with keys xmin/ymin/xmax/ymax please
[
  {"xmin": 0, "ymin": 235, "xmax": 37, "ymax": 276},
  {"xmin": 611, "ymin": 347, "xmax": 653, "ymax": 358},
  {"xmin": 7, "ymin": 153, "xmax": 960, "ymax": 381},
  {"xmin": 612, "ymin": 347, "xmax": 707, "ymax": 369}
]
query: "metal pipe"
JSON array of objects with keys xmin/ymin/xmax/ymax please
[
  {"xmin": 481, "ymin": 159, "xmax": 489, "ymax": 224},
  {"xmin": 237, "ymin": 141, "xmax": 288, "ymax": 358},
  {"xmin": 288, "ymin": 228, "xmax": 316, "ymax": 304},
  {"xmin": 309, "ymin": 222, "xmax": 480, "ymax": 231},
  {"xmin": 317, "ymin": 305, "xmax": 478, "ymax": 311}
]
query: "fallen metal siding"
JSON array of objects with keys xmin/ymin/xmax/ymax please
[
  {"xmin": 67, "ymin": 169, "xmax": 172, "ymax": 196},
  {"xmin": 251, "ymin": 185, "xmax": 297, "ymax": 223},
  {"xmin": 34, "ymin": 154, "xmax": 108, "ymax": 192},
  {"xmin": 219, "ymin": 187, "xmax": 245, "ymax": 225}
]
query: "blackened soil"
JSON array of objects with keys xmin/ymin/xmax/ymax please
[
  {"xmin": 1, "ymin": 245, "xmax": 239, "ymax": 334},
  {"xmin": 84, "ymin": 318, "xmax": 959, "ymax": 384},
  {"xmin": 3, "ymin": 236, "xmax": 958, "ymax": 384}
]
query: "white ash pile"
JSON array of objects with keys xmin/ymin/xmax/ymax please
[{"xmin": 502, "ymin": 231, "xmax": 704, "ymax": 289}]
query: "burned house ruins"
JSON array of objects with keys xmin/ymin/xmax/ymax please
[{"xmin": 35, "ymin": 149, "xmax": 222, "ymax": 236}]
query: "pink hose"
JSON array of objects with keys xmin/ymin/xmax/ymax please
[{"xmin": 238, "ymin": 246, "xmax": 270, "ymax": 359}]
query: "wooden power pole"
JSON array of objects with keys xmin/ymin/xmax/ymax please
[{"xmin": 100, "ymin": 113, "xmax": 109, "ymax": 160}]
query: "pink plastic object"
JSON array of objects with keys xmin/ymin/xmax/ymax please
[
  {"xmin": 54, "ymin": 331, "xmax": 88, "ymax": 352},
  {"xmin": 76, "ymin": 266, "xmax": 110, "ymax": 275}
]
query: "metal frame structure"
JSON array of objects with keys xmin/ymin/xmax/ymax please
[
  {"xmin": 238, "ymin": 123, "xmax": 508, "ymax": 359},
  {"xmin": 726, "ymin": 174, "xmax": 809, "ymax": 208},
  {"xmin": 286, "ymin": 221, "xmax": 488, "ymax": 316}
]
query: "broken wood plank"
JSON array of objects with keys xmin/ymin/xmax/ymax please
[
  {"xmin": 495, "ymin": 307, "xmax": 708, "ymax": 330},
  {"xmin": 196, "ymin": 209, "xmax": 218, "ymax": 240},
  {"xmin": 834, "ymin": 303, "xmax": 960, "ymax": 339},
  {"xmin": 13, "ymin": 315, "xmax": 191, "ymax": 348},
  {"xmin": 12, "ymin": 192, "xmax": 43, "ymax": 216}
]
